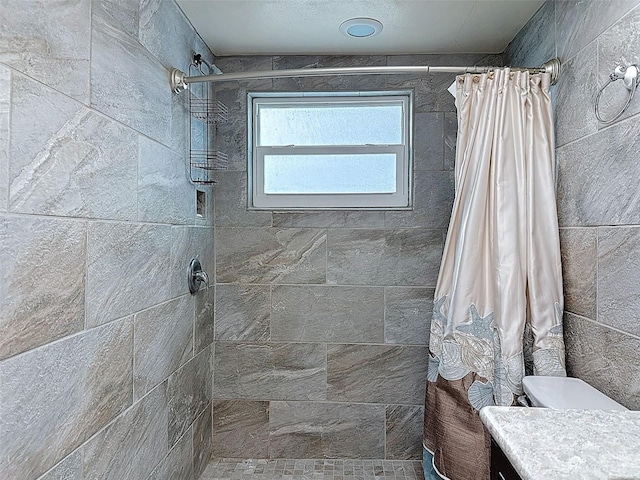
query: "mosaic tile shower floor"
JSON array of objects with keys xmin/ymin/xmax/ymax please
[{"xmin": 201, "ymin": 458, "xmax": 424, "ymax": 480}]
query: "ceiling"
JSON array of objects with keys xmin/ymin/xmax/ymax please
[{"xmin": 176, "ymin": 0, "xmax": 545, "ymax": 57}]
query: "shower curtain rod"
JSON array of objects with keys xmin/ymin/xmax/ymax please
[{"xmin": 170, "ymin": 58, "xmax": 561, "ymax": 93}]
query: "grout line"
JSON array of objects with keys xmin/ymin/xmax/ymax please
[
  {"xmin": 0, "ymin": 209, "xmax": 210, "ymax": 228},
  {"xmin": 268, "ymin": 284, "xmax": 273, "ymax": 341},
  {"xmin": 595, "ymin": 226, "xmax": 600, "ymax": 325},
  {"xmin": 84, "ymin": 223, "xmax": 89, "ymax": 331},
  {"xmin": 215, "ymin": 281, "xmax": 437, "ymax": 289},
  {"xmin": 2, "ymin": 293, "xmax": 195, "ymax": 362},
  {"xmin": 1, "ymin": 61, "xmax": 185, "ymax": 156},
  {"xmin": 5, "ymin": 67, "xmax": 12, "ymax": 212},
  {"xmin": 213, "ymin": 339, "xmax": 428, "ymax": 347},
  {"xmin": 556, "ymin": 107, "xmax": 640, "ymax": 150},
  {"xmin": 213, "ymin": 398, "xmax": 425, "ymax": 409},
  {"xmin": 567, "ymin": 311, "xmax": 640, "ymax": 340},
  {"xmin": 193, "ymin": 292, "xmax": 197, "ymax": 358},
  {"xmin": 88, "ymin": 0, "xmax": 93, "ymax": 109}
]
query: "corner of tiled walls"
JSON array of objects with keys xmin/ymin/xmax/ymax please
[
  {"xmin": 208, "ymin": 52, "xmax": 502, "ymax": 460},
  {"xmin": 506, "ymin": 0, "xmax": 640, "ymax": 409},
  {"xmin": 0, "ymin": 1, "xmax": 215, "ymax": 479}
]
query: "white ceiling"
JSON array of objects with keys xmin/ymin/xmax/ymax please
[{"xmin": 176, "ymin": 0, "xmax": 545, "ymax": 56}]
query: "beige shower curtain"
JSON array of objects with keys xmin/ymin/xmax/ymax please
[{"xmin": 423, "ymin": 68, "xmax": 566, "ymax": 480}]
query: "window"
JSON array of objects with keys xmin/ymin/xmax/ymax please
[{"xmin": 248, "ymin": 92, "xmax": 412, "ymax": 210}]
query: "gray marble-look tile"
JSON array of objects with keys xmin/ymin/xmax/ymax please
[
  {"xmin": 386, "ymin": 54, "xmax": 488, "ymax": 113},
  {"xmin": 216, "ymin": 228, "xmax": 327, "ymax": 284},
  {"xmin": 555, "ymin": 42, "xmax": 598, "ymax": 147},
  {"xmin": 272, "ymin": 211, "xmax": 385, "ymax": 228},
  {"xmin": 169, "ymin": 79, "xmax": 190, "ymax": 159},
  {"xmin": 214, "ymin": 171, "xmax": 272, "ymax": 227},
  {"xmin": 195, "ymin": 286, "xmax": 215, "ymax": 353},
  {"xmin": 387, "ymin": 73, "xmax": 455, "ymax": 114},
  {"xmin": 271, "ymin": 285, "xmax": 384, "ymax": 343},
  {"xmin": 0, "ymin": 318, "xmax": 133, "ymax": 480},
  {"xmin": 91, "ymin": 10, "xmax": 170, "ymax": 143},
  {"xmin": 147, "ymin": 424, "xmax": 193, "ymax": 480},
  {"xmin": 414, "ymin": 112, "xmax": 444, "ymax": 171},
  {"xmin": 212, "ymin": 400, "xmax": 270, "ymax": 458},
  {"xmin": 386, "ymin": 405, "xmax": 424, "ymax": 460},
  {"xmin": 168, "ymin": 346, "xmax": 213, "ymax": 447},
  {"xmin": 556, "ymin": 0, "xmax": 639, "ymax": 62},
  {"xmin": 504, "ymin": 0, "xmax": 556, "ymax": 69},
  {"xmin": 384, "ymin": 287, "xmax": 433, "ymax": 345},
  {"xmin": 9, "ymin": 74, "xmax": 78, "ymax": 192},
  {"xmin": 597, "ymin": 227, "xmax": 640, "ymax": 336},
  {"xmin": 134, "ymin": 296, "xmax": 194, "ymax": 401},
  {"xmin": 170, "ymin": 226, "xmax": 215, "ymax": 297},
  {"xmin": 559, "ymin": 228, "xmax": 597, "ymax": 320},
  {"xmin": 475, "ymin": 53, "xmax": 505, "ymax": 68},
  {"xmin": 10, "ymin": 80, "xmax": 138, "ymax": 219},
  {"xmin": 214, "ymin": 73, "xmax": 262, "ymax": 165},
  {"xmin": 327, "ymin": 344, "xmax": 428, "ymax": 404},
  {"xmin": 269, "ymin": 401, "xmax": 385, "ymax": 459},
  {"xmin": 87, "ymin": 222, "xmax": 171, "ymax": 327},
  {"xmin": 443, "ymin": 112, "xmax": 457, "ymax": 171},
  {"xmin": 139, "ymin": 0, "xmax": 196, "ymax": 72},
  {"xmin": 214, "ymin": 342, "xmax": 326, "ymax": 401},
  {"xmin": 92, "ymin": 0, "xmax": 139, "ymax": 38},
  {"xmin": 556, "ymin": 116, "xmax": 640, "ymax": 226},
  {"xmin": 385, "ymin": 171, "xmax": 455, "ymax": 229},
  {"xmin": 327, "ymin": 229, "xmax": 442, "ymax": 286},
  {"xmin": 193, "ymin": 404, "xmax": 213, "ymax": 480},
  {"xmin": 272, "ymin": 55, "xmax": 386, "ymax": 91},
  {"xmin": 138, "ymin": 136, "xmax": 194, "ymax": 225},
  {"xmin": 0, "ymin": 216, "xmax": 86, "ymax": 360},
  {"xmin": 205, "ymin": 85, "xmax": 252, "ymax": 173},
  {"xmin": 0, "ymin": 0, "xmax": 90, "ymax": 102},
  {"xmin": 0, "ymin": 66, "xmax": 8, "ymax": 213},
  {"xmin": 38, "ymin": 449, "xmax": 83, "ymax": 480},
  {"xmin": 214, "ymin": 86, "xmax": 259, "ymax": 173},
  {"xmin": 216, "ymin": 284, "xmax": 270, "ymax": 341},
  {"xmin": 215, "ymin": 120, "xmax": 248, "ymax": 172},
  {"xmin": 213, "ymin": 56, "xmax": 274, "ymax": 92},
  {"xmin": 215, "ymin": 82, "xmax": 249, "ymax": 115},
  {"xmin": 564, "ymin": 312, "xmax": 640, "ymax": 410},
  {"xmin": 84, "ymin": 383, "xmax": 168, "ymax": 480},
  {"xmin": 596, "ymin": 3, "xmax": 640, "ymax": 125}
]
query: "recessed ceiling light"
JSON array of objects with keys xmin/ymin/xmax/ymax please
[{"xmin": 340, "ymin": 18, "xmax": 383, "ymax": 38}]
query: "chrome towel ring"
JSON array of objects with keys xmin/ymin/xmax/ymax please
[{"xmin": 595, "ymin": 63, "xmax": 639, "ymax": 124}]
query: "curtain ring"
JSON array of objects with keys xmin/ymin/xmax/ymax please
[{"xmin": 473, "ymin": 75, "xmax": 480, "ymax": 83}]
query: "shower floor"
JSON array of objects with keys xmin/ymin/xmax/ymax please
[{"xmin": 200, "ymin": 458, "xmax": 424, "ymax": 480}]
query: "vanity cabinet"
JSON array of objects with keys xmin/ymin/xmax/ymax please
[{"xmin": 490, "ymin": 439, "xmax": 523, "ymax": 480}]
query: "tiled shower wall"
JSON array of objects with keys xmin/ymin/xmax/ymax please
[
  {"xmin": 209, "ymin": 53, "xmax": 501, "ymax": 460},
  {"xmin": 0, "ymin": 1, "xmax": 215, "ymax": 479},
  {"xmin": 506, "ymin": 0, "xmax": 640, "ymax": 409}
]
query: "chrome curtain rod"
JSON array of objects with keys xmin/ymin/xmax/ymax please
[{"xmin": 170, "ymin": 58, "xmax": 561, "ymax": 93}]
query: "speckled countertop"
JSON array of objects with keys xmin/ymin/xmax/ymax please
[{"xmin": 480, "ymin": 406, "xmax": 640, "ymax": 480}]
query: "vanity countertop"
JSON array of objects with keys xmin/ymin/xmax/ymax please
[{"xmin": 480, "ymin": 406, "xmax": 640, "ymax": 480}]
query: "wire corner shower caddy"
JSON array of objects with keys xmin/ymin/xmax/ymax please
[{"xmin": 186, "ymin": 54, "xmax": 229, "ymax": 185}]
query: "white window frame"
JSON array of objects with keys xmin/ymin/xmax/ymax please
[{"xmin": 248, "ymin": 91, "xmax": 413, "ymax": 210}]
